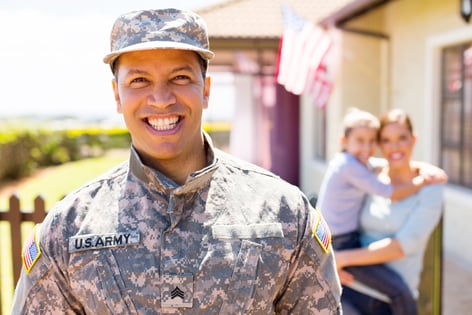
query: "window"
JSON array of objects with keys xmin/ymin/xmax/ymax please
[
  {"xmin": 313, "ymin": 106, "xmax": 327, "ymax": 160},
  {"xmin": 440, "ymin": 43, "xmax": 472, "ymax": 187}
]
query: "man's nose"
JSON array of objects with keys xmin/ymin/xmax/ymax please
[{"xmin": 147, "ymin": 83, "xmax": 176, "ymax": 108}]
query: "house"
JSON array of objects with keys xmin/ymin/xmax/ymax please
[
  {"xmin": 199, "ymin": 0, "xmax": 472, "ymax": 265},
  {"xmin": 300, "ymin": 0, "xmax": 472, "ymax": 270},
  {"xmin": 198, "ymin": 0, "xmax": 472, "ymax": 312},
  {"xmin": 198, "ymin": 0, "xmax": 355, "ymax": 185},
  {"xmin": 200, "ymin": 0, "xmax": 472, "ymax": 269}
]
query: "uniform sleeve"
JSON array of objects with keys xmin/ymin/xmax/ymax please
[
  {"xmin": 343, "ymin": 156, "xmax": 393, "ymax": 198},
  {"xmin": 275, "ymin": 197, "xmax": 342, "ymax": 314},
  {"xmin": 11, "ymin": 220, "xmax": 85, "ymax": 314},
  {"xmin": 395, "ymin": 184, "xmax": 443, "ymax": 255}
]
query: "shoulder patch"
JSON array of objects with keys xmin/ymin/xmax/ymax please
[
  {"xmin": 22, "ymin": 225, "xmax": 42, "ymax": 273},
  {"xmin": 313, "ymin": 209, "xmax": 332, "ymax": 253}
]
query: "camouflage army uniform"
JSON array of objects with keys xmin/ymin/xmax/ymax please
[{"xmin": 12, "ymin": 135, "xmax": 342, "ymax": 314}]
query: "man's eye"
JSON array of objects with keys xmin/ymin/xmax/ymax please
[
  {"xmin": 129, "ymin": 77, "xmax": 149, "ymax": 87},
  {"xmin": 173, "ymin": 75, "xmax": 191, "ymax": 83},
  {"xmin": 131, "ymin": 77, "xmax": 147, "ymax": 83}
]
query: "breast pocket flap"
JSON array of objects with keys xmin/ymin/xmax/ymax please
[{"xmin": 212, "ymin": 223, "xmax": 284, "ymax": 239}]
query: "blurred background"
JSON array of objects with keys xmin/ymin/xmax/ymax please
[{"xmin": 2, "ymin": 1, "xmax": 472, "ymax": 314}]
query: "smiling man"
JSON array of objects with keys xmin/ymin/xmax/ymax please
[
  {"xmin": 112, "ymin": 49, "xmax": 210, "ymax": 184},
  {"xmin": 12, "ymin": 8, "xmax": 342, "ymax": 314}
]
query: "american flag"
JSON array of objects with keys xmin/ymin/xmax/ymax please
[
  {"xmin": 276, "ymin": 4, "xmax": 333, "ymax": 105},
  {"xmin": 314, "ymin": 213, "xmax": 331, "ymax": 253},
  {"xmin": 22, "ymin": 226, "xmax": 41, "ymax": 273},
  {"xmin": 308, "ymin": 63, "xmax": 333, "ymax": 108}
]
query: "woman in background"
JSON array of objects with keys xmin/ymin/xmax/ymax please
[{"xmin": 335, "ymin": 108, "xmax": 445, "ymax": 315}]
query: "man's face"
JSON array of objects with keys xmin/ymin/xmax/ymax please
[{"xmin": 112, "ymin": 49, "xmax": 210, "ymax": 169}]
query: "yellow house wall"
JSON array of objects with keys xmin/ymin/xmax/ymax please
[{"xmin": 384, "ymin": 0, "xmax": 459, "ymax": 161}]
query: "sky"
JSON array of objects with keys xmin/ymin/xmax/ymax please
[{"xmin": 0, "ymin": 0, "xmax": 232, "ymax": 120}]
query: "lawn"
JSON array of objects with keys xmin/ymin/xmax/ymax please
[{"xmin": 0, "ymin": 149, "xmax": 128, "ymax": 314}]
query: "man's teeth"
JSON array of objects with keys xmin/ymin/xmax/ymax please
[{"xmin": 148, "ymin": 117, "xmax": 179, "ymax": 131}]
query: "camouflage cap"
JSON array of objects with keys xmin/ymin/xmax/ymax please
[{"xmin": 103, "ymin": 8, "xmax": 214, "ymax": 66}]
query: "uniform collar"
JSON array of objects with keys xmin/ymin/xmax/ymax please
[{"xmin": 129, "ymin": 132, "xmax": 219, "ymax": 193}]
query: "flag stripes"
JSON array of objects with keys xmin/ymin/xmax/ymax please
[
  {"xmin": 276, "ymin": 4, "xmax": 333, "ymax": 106},
  {"xmin": 22, "ymin": 225, "xmax": 41, "ymax": 273}
]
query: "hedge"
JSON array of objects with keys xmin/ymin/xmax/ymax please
[
  {"xmin": 0, "ymin": 128, "xmax": 130, "ymax": 181},
  {"xmin": 0, "ymin": 122, "xmax": 231, "ymax": 182}
]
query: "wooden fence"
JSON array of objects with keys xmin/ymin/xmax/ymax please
[
  {"xmin": 0, "ymin": 194, "xmax": 47, "ymax": 314},
  {"xmin": 1, "ymin": 195, "xmax": 443, "ymax": 315}
]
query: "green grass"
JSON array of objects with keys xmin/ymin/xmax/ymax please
[
  {"xmin": 0, "ymin": 150, "xmax": 128, "ymax": 315},
  {"xmin": 0, "ymin": 151, "xmax": 128, "ymax": 211}
]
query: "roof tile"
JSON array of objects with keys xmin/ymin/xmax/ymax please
[{"xmin": 197, "ymin": 0, "xmax": 356, "ymax": 39}]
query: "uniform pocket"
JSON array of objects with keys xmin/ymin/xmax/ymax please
[
  {"xmin": 219, "ymin": 240, "xmax": 263, "ymax": 315},
  {"xmin": 69, "ymin": 249, "xmax": 138, "ymax": 314},
  {"xmin": 95, "ymin": 250, "xmax": 139, "ymax": 314}
]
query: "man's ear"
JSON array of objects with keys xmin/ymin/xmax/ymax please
[
  {"xmin": 203, "ymin": 76, "xmax": 211, "ymax": 109},
  {"xmin": 112, "ymin": 79, "xmax": 122, "ymax": 113}
]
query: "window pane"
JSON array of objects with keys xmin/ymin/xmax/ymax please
[
  {"xmin": 442, "ymin": 99, "xmax": 462, "ymax": 144},
  {"xmin": 462, "ymin": 147, "xmax": 472, "ymax": 186},
  {"xmin": 442, "ymin": 47, "xmax": 462, "ymax": 146},
  {"xmin": 465, "ymin": 44, "xmax": 472, "ymax": 79},
  {"xmin": 441, "ymin": 148, "xmax": 461, "ymax": 184},
  {"xmin": 313, "ymin": 107, "xmax": 326, "ymax": 160},
  {"xmin": 462, "ymin": 45, "xmax": 472, "ymax": 186},
  {"xmin": 443, "ymin": 47, "xmax": 462, "ymax": 99}
]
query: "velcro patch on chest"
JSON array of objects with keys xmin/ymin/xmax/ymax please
[
  {"xmin": 68, "ymin": 231, "xmax": 140, "ymax": 253},
  {"xmin": 22, "ymin": 225, "xmax": 42, "ymax": 274},
  {"xmin": 313, "ymin": 210, "xmax": 332, "ymax": 253}
]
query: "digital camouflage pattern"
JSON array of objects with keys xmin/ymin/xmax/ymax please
[
  {"xmin": 12, "ymin": 136, "xmax": 342, "ymax": 314},
  {"xmin": 103, "ymin": 9, "xmax": 215, "ymax": 66}
]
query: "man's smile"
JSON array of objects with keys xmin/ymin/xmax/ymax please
[{"xmin": 146, "ymin": 116, "xmax": 181, "ymax": 131}]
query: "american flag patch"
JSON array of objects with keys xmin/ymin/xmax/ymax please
[
  {"xmin": 313, "ymin": 212, "xmax": 331, "ymax": 253},
  {"xmin": 22, "ymin": 225, "xmax": 42, "ymax": 273}
]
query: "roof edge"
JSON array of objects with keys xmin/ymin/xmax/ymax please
[
  {"xmin": 319, "ymin": 0, "xmax": 391, "ymax": 27},
  {"xmin": 196, "ymin": 0, "xmax": 243, "ymax": 14}
]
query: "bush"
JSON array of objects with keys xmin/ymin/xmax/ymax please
[
  {"xmin": 0, "ymin": 122, "xmax": 232, "ymax": 182},
  {"xmin": 0, "ymin": 131, "xmax": 37, "ymax": 179},
  {"xmin": 203, "ymin": 121, "xmax": 231, "ymax": 152},
  {"xmin": 0, "ymin": 127, "xmax": 130, "ymax": 181}
]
